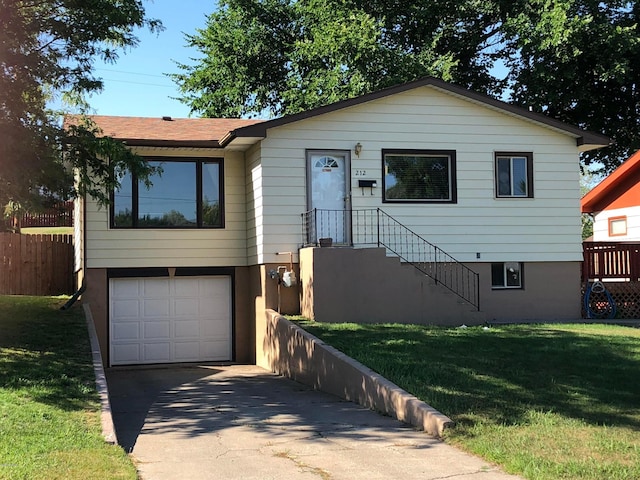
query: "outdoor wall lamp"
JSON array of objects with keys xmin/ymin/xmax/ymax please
[{"xmin": 354, "ymin": 142, "xmax": 362, "ymax": 157}]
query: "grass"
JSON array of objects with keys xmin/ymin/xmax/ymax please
[
  {"xmin": 0, "ymin": 296, "xmax": 137, "ymax": 480},
  {"xmin": 20, "ymin": 227, "xmax": 73, "ymax": 235},
  {"xmin": 295, "ymin": 320, "xmax": 640, "ymax": 480}
]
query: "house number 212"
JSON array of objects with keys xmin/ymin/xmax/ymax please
[{"xmin": 354, "ymin": 170, "xmax": 367, "ymax": 176}]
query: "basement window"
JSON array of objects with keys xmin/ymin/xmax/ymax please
[{"xmin": 491, "ymin": 262, "xmax": 523, "ymax": 289}]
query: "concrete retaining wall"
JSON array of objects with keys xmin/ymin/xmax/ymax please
[{"xmin": 257, "ymin": 309, "xmax": 454, "ymax": 437}]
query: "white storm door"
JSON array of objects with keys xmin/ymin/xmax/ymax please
[{"xmin": 307, "ymin": 151, "xmax": 350, "ymax": 244}]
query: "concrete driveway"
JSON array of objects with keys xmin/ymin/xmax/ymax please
[{"xmin": 106, "ymin": 365, "xmax": 523, "ymax": 480}]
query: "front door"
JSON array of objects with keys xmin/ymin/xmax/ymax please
[{"xmin": 307, "ymin": 150, "xmax": 350, "ymax": 244}]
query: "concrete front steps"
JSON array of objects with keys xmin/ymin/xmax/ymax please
[{"xmin": 300, "ymin": 246, "xmax": 486, "ymax": 326}]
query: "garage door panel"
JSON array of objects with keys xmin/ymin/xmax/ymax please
[
  {"xmin": 112, "ymin": 299, "xmax": 140, "ymax": 318},
  {"xmin": 201, "ymin": 321, "xmax": 226, "ymax": 337},
  {"xmin": 143, "ymin": 279, "xmax": 170, "ymax": 296},
  {"xmin": 110, "ymin": 276, "xmax": 232, "ymax": 366},
  {"xmin": 174, "ymin": 298, "xmax": 199, "ymax": 316},
  {"xmin": 112, "ymin": 322, "xmax": 141, "ymax": 340},
  {"xmin": 174, "ymin": 319, "xmax": 200, "ymax": 338},
  {"xmin": 144, "ymin": 342, "xmax": 171, "ymax": 362},
  {"xmin": 174, "ymin": 341, "xmax": 200, "ymax": 361},
  {"xmin": 201, "ymin": 341, "xmax": 230, "ymax": 360},
  {"xmin": 143, "ymin": 320, "xmax": 171, "ymax": 339},
  {"xmin": 112, "ymin": 278, "xmax": 140, "ymax": 297},
  {"xmin": 174, "ymin": 278, "xmax": 200, "ymax": 295},
  {"xmin": 112, "ymin": 344, "xmax": 140, "ymax": 364},
  {"xmin": 143, "ymin": 298, "xmax": 170, "ymax": 317}
]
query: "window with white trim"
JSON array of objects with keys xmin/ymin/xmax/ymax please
[{"xmin": 491, "ymin": 262, "xmax": 523, "ymax": 289}]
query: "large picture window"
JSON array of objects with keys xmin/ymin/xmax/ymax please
[
  {"xmin": 383, "ymin": 149, "xmax": 456, "ymax": 203},
  {"xmin": 112, "ymin": 158, "xmax": 223, "ymax": 228},
  {"xmin": 495, "ymin": 152, "xmax": 533, "ymax": 198}
]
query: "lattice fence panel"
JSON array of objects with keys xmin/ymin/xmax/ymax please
[{"xmin": 582, "ymin": 282, "xmax": 640, "ymax": 319}]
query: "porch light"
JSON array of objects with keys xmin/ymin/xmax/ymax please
[{"xmin": 354, "ymin": 142, "xmax": 362, "ymax": 157}]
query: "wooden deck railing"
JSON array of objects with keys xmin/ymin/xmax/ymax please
[{"xmin": 582, "ymin": 241, "xmax": 640, "ymax": 282}]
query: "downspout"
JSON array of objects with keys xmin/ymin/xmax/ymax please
[
  {"xmin": 61, "ymin": 192, "xmax": 88, "ymax": 311},
  {"xmin": 60, "ymin": 280, "xmax": 86, "ymax": 310}
]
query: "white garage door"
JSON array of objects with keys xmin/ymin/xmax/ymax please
[{"xmin": 110, "ymin": 276, "xmax": 232, "ymax": 366}]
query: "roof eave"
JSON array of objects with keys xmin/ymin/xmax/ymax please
[
  {"xmin": 581, "ymin": 150, "xmax": 640, "ymax": 213},
  {"xmin": 117, "ymin": 138, "xmax": 222, "ymax": 148},
  {"xmin": 230, "ymin": 76, "xmax": 612, "ymax": 149}
]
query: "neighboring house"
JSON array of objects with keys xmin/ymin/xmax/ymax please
[
  {"xmin": 73, "ymin": 77, "xmax": 610, "ymax": 367},
  {"xmin": 581, "ymin": 150, "xmax": 640, "ymax": 241}
]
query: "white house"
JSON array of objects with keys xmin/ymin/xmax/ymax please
[{"xmin": 73, "ymin": 77, "xmax": 610, "ymax": 367}]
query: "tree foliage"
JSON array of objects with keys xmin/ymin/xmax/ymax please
[
  {"xmin": 174, "ymin": 0, "xmax": 639, "ymax": 172},
  {"xmin": 0, "ymin": 0, "xmax": 162, "ymax": 212}
]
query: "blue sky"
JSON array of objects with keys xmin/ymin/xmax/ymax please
[{"xmin": 85, "ymin": 0, "xmax": 216, "ymax": 118}]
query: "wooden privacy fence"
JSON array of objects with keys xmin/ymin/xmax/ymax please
[
  {"xmin": 21, "ymin": 201, "xmax": 74, "ymax": 228},
  {"xmin": 0, "ymin": 233, "xmax": 74, "ymax": 295}
]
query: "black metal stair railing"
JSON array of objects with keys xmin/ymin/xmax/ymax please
[{"xmin": 302, "ymin": 208, "xmax": 480, "ymax": 310}]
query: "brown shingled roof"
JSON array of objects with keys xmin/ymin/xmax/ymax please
[{"xmin": 67, "ymin": 115, "xmax": 265, "ymax": 148}]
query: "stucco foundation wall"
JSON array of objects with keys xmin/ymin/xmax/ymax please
[
  {"xmin": 300, "ymin": 247, "xmax": 484, "ymax": 325},
  {"xmin": 478, "ymin": 261, "xmax": 582, "ymax": 322},
  {"xmin": 253, "ymin": 263, "xmax": 302, "ymax": 365},
  {"xmin": 257, "ymin": 309, "xmax": 453, "ymax": 437},
  {"xmin": 300, "ymin": 247, "xmax": 581, "ymax": 324},
  {"xmin": 83, "ymin": 268, "xmax": 108, "ymax": 364}
]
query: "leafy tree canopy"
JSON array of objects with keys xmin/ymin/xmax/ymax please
[
  {"xmin": 0, "ymin": 0, "xmax": 162, "ymax": 213},
  {"xmin": 173, "ymin": 0, "xmax": 639, "ymax": 172}
]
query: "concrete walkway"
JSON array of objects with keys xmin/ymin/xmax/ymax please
[{"xmin": 106, "ymin": 365, "xmax": 523, "ymax": 480}]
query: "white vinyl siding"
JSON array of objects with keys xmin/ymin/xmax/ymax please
[
  {"xmin": 593, "ymin": 206, "xmax": 640, "ymax": 241},
  {"xmin": 255, "ymin": 85, "xmax": 582, "ymax": 263},
  {"xmin": 85, "ymin": 148, "xmax": 248, "ymax": 268},
  {"xmin": 245, "ymin": 142, "xmax": 263, "ymax": 265}
]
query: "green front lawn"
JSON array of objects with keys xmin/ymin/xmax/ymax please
[
  {"xmin": 296, "ymin": 320, "xmax": 640, "ymax": 480},
  {"xmin": 0, "ymin": 296, "xmax": 137, "ymax": 480}
]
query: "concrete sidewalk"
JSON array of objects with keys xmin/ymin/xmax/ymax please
[{"xmin": 107, "ymin": 365, "xmax": 523, "ymax": 480}]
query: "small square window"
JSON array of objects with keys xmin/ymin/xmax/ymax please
[
  {"xmin": 491, "ymin": 262, "xmax": 523, "ymax": 289},
  {"xmin": 495, "ymin": 152, "xmax": 533, "ymax": 198},
  {"xmin": 608, "ymin": 216, "xmax": 627, "ymax": 237}
]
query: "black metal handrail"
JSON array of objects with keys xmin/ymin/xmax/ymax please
[{"xmin": 302, "ymin": 208, "xmax": 480, "ymax": 310}]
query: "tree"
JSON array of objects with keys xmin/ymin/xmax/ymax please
[
  {"xmin": 0, "ymin": 0, "xmax": 162, "ymax": 213},
  {"xmin": 580, "ymin": 168, "xmax": 604, "ymax": 239},
  {"xmin": 174, "ymin": 0, "xmax": 637, "ymax": 171},
  {"xmin": 505, "ymin": 1, "xmax": 640, "ymax": 172},
  {"xmin": 172, "ymin": 0, "xmax": 509, "ymax": 118}
]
